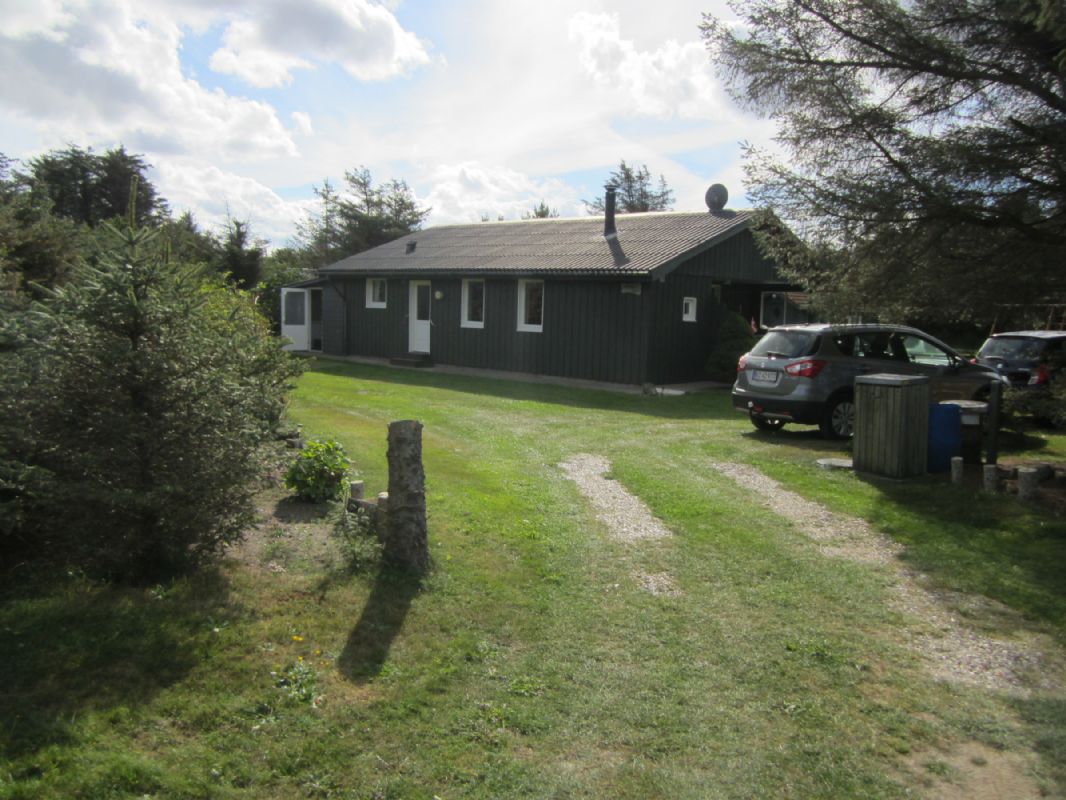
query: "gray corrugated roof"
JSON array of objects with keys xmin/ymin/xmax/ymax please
[{"xmin": 319, "ymin": 210, "xmax": 754, "ymax": 279}]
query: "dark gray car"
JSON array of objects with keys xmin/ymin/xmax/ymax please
[
  {"xmin": 975, "ymin": 331, "xmax": 1066, "ymax": 388},
  {"xmin": 732, "ymin": 323, "xmax": 1004, "ymax": 439}
]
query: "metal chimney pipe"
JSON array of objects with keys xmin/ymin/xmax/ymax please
[{"xmin": 604, "ymin": 185, "xmax": 617, "ymax": 238}]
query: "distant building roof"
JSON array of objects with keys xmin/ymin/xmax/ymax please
[{"xmin": 319, "ymin": 210, "xmax": 756, "ymax": 280}]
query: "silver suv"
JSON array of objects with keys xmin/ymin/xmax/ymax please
[{"xmin": 732, "ymin": 323, "xmax": 1004, "ymax": 439}]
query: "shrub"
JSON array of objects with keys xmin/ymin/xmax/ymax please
[
  {"xmin": 285, "ymin": 439, "xmax": 351, "ymax": 503},
  {"xmin": 0, "ymin": 215, "xmax": 302, "ymax": 582},
  {"xmin": 332, "ymin": 506, "xmax": 382, "ymax": 573},
  {"xmin": 706, "ymin": 310, "xmax": 757, "ymax": 383}
]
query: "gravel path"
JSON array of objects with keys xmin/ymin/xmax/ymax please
[
  {"xmin": 559, "ymin": 454, "xmax": 678, "ymax": 598},
  {"xmin": 710, "ymin": 461, "xmax": 1049, "ymax": 693},
  {"xmin": 559, "ymin": 454, "xmax": 672, "ymax": 543}
]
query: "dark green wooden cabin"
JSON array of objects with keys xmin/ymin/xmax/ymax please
[{"xmin": 281, "ymin": 194, "xmax": 805, "ymax": 385}]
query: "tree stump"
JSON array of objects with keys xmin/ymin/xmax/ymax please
[
  {"xmin": 1017, "ymin": 467, "xmax": 1039, "ymax": 502},
  {"xmin": 384, "ymin": 420, "xmax": 429, "ymax": 573}
]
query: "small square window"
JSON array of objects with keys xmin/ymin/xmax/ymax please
[
  {"xmin": 462, "ymin": 279, "xmax": 485, "ymax": 329},
  {"xmin": 517, "ymin": 280, "xmax": 544, "ymax": 333},
  {"xmin": 682, "ymin": 296, "xmax": 697, "ymax": 322},
  {"xmin": 366, "ymin": 278, "xmax": 387, "ymax": 308}
]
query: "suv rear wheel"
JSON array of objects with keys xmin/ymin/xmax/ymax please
[{"xmin": 820, "ymin": 394, "xmax": 854, "ymax": 440}]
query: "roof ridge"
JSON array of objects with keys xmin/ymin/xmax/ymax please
[{"xmin": 422, "ymin": 208, "xmax": 754, "ymax": 231}]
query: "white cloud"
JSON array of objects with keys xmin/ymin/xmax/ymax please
[
  {"xmin": 155, "ymin": 160, "xmax": 314, "ymax": 246},
  {"xmin": 290, "ymin": 111, "xmax": 314, "ymax": 137},
  {"xmin": 423, "ymin": 162, "xmax": 582, "ymax": 224},
  {"xmin": 0, "ymin": 1, "xmax": 298, "ymax": 161},
  {"xmin": 0, "ymin": 0, "xmax": 80, "ymax": 39},
  {"xmin": 209, "ymin": 0, "xmax": 432, "ymax": 87},
  {"xmin": 568, "ymin": 11, "xmax": 723, "ymax": 120}
]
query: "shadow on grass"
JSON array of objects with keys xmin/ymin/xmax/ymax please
[
  {"xmin": 0, "ymin": 570, "xmax": 232, "ymax": 760},
  {"xmin": 273, "ymin": 495, "xmax": 332, "ymax": 524},
  {"xmin": 338, "ymin": 568, "xmax": 422, "ymax": 683},
  {"xmin": 854, "ymin": 469, "xmax": 1066, "ymax": 635},
  {"xmin": 307, "ymin": 359, "xmax": 736, "ymax": 421},
  {"xmin": 739, "ymin": 425, "xmax": 847, "ymax": 453}
]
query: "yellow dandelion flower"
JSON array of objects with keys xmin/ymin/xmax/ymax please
[{"xmin": 292, "ymin": 635, "xmax": 303, "ymax": 642}]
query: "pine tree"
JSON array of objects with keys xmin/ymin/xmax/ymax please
[
  {"xmin": 0, "ymin": 190, "xmax": 300, "ymax": 580},
  {"xmin": 584, "ymin": 161, "xmax": 675, "ymax": 214}
]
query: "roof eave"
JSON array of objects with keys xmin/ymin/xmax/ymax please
[{"xmin": 645, "ymin": 216, "xmax": 752, "ymax": 281}]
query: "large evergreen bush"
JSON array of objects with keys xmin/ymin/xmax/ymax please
[
  {"xmin": 706, "ymin": 310, "xmax": 757, "ymax": 383},
  {"xmin": 0, "ymin": 212, "xmax": 301, "ymax": 581}
]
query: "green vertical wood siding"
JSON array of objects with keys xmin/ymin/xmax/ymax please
[
  {"xmin": 335, "ymin": 277, "xmax": 651, "ymax": 384},
  {"xmin": 644, "ymin": 277, "xmax": 727, "ymax": 384},
  {"xmin": 676, "ymin": 229, "xmax": 780, "ymax": 282}
]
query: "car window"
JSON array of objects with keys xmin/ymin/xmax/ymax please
[
  {"xmin": 979, "ymin": 337, "xmax": 1045, "ymax": 361},
  {"xmin": 750, "ymin": 330, "xmax": 819, "ymax": 358},
  {"xmin": 853, "ymin": 332, "xmax": 897, "ymax": 360},
  {"xmin": 898, "ymin": 334, "xmax": 953, "ymax": 366}
]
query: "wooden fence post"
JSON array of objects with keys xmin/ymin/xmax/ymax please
[
  {"xmin": 384, "ymin": 420, "xmax": 429, "ymax": 573},
  {"xmin": 1017, "ymin": 467, "xmax": 1039, "ymax": 502}
]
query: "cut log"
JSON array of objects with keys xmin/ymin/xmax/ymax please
[{"xmin": 384, "ymin": 420, "xmax": 429, "ymax": 573}]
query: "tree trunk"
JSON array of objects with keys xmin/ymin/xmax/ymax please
[{"xmin": 384, "ymin": 420, "xmax": 429, "ymax": 573}]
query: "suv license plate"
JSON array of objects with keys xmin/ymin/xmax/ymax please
[{"xmin": 751, "ymin": 369, "xmax": 777, "ymax": 383}]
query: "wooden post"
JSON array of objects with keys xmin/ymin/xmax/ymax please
[
  {"xmin": 1017, "ymin": 467, "xmax": 1039, "ymax": 501},
  {"xmin": 384, "ymin": 420, "xmax": 429, "ymax": 573},
  {"xmin": 985, "ymin": 380, "xmax": 1001, "ymax": 465},
  {"xmin": 982, "ymin": 464, "xmax": 998, "ymax": 493},
  {"xmin": 950, "ymin": 456, "xmax": 964, "ymax": 486}
]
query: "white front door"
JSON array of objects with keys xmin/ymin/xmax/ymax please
[
  {"xmin": 280, "ymin": 288, "xmax": 309, "ymax": 350},
  {"xmin": 408, "ymin": 280, "xmax": 431, "ymax": 353}
]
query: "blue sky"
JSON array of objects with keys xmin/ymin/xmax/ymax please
[{"xmin": 0, "ymin": 0, "xmax": 775, "ymax": 247}]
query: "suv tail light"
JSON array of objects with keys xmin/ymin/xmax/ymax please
[
  {"xmin": 783, "ymin": 359, "xmax": 826, "ymax": 379},
  {"xmin": 1029, "ymin": 365, "xmax": 1049, "ymax": 386},
  {"xmin": 737, "ymin": 354, "xmax": 749, "ymax": 372}
]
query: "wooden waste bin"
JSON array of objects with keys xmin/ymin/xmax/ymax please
[{"xmin": 853, "ymin": 374, "xmax": 930, "ymax": 479}]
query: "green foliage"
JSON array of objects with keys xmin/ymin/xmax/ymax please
[
  {"xmin": 332, "ymin": 506, "xmax": 382, "ymax": 572},
  {"xmin": 584, "ymin": 160, "xmax": 675, "ymax": 214},
  {"xmin": 0, "ymin": 213, "xmax": 302, "ymax": 581},
  {"xmin": 0, "ymin": 155, "xmax": 85, "ymax": 299},
  {"xmin": 273, "ymin": 660, "xmax": 319, "ymax": 705},
  {"xmin": 294, "ymin": 167, "xmax": 430, "ymax": 268},
  {"xmin": 219, "ymin": 218, "xmax": 263, "ymax": 290},
  {"xmin": 702, "ymin": 1, "xmax": 1066, "ymax": 323},
  {"xmin": 706, "ymin": 310, "xmax": 757, "ymax": 382},
  {"xmin": 523, "ymin": 201, "xmax": 559, "ymax": 219},
  {"xmin": 257, "ymin": 247, "xmax": 313, "ymax": 333},
  {"xmin": 21, "ymin": 144, "xmax": 166, "ymax": 227},
  {"xmin": 285, "ymin": 439, "xmax": 352, "ymax": 503}
]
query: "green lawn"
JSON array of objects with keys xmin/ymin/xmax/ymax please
[{"xmin": 2, "ymin": 360, "xmax": 1065, "ymax": 799}]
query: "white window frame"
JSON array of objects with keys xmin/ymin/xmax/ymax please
[
  {"xmin": 366, "ymin": 278, "xmax": 387, "ymax": 309},
  {"xmin": 516, "ymin": 279, "xmax": 544, "ymax": 333},
  {"xmin": 682, "ymin": 296, "xmax": 697, "ymax": 322},
  {"xmin": 461, "ymin": 278, "xmax": 485, "ymax": 329}
]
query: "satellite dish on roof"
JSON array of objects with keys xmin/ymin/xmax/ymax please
[{"xmin": 705, "ymin": 183, "xmax": 728, "ymax": 212}]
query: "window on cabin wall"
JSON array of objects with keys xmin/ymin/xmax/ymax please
[
  {"xmin": 517, "ymin": 280, "xmax": 544, "ymax": 333},
  {"xmin": 461, "ymin": 279, "xmax": 485, "ymax": 328},
  {"xmin": 366, "ymin": 278, "xmax": 387, "ymax": 308},
  {"xmin": 682, "ymin": 296, "xmax": 697, "ymax": 322},
  {"xmin": 760, "ymin": 291, "xmax": 811, "ymax": 328},
  {"xmin": 284, "ymin": 291, "xmax": 305, "ymax": 325}
]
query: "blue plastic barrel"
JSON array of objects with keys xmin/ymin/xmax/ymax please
[{"xmin": 927, "ymin": 403, "xmax": 962, "ymax": 472}]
